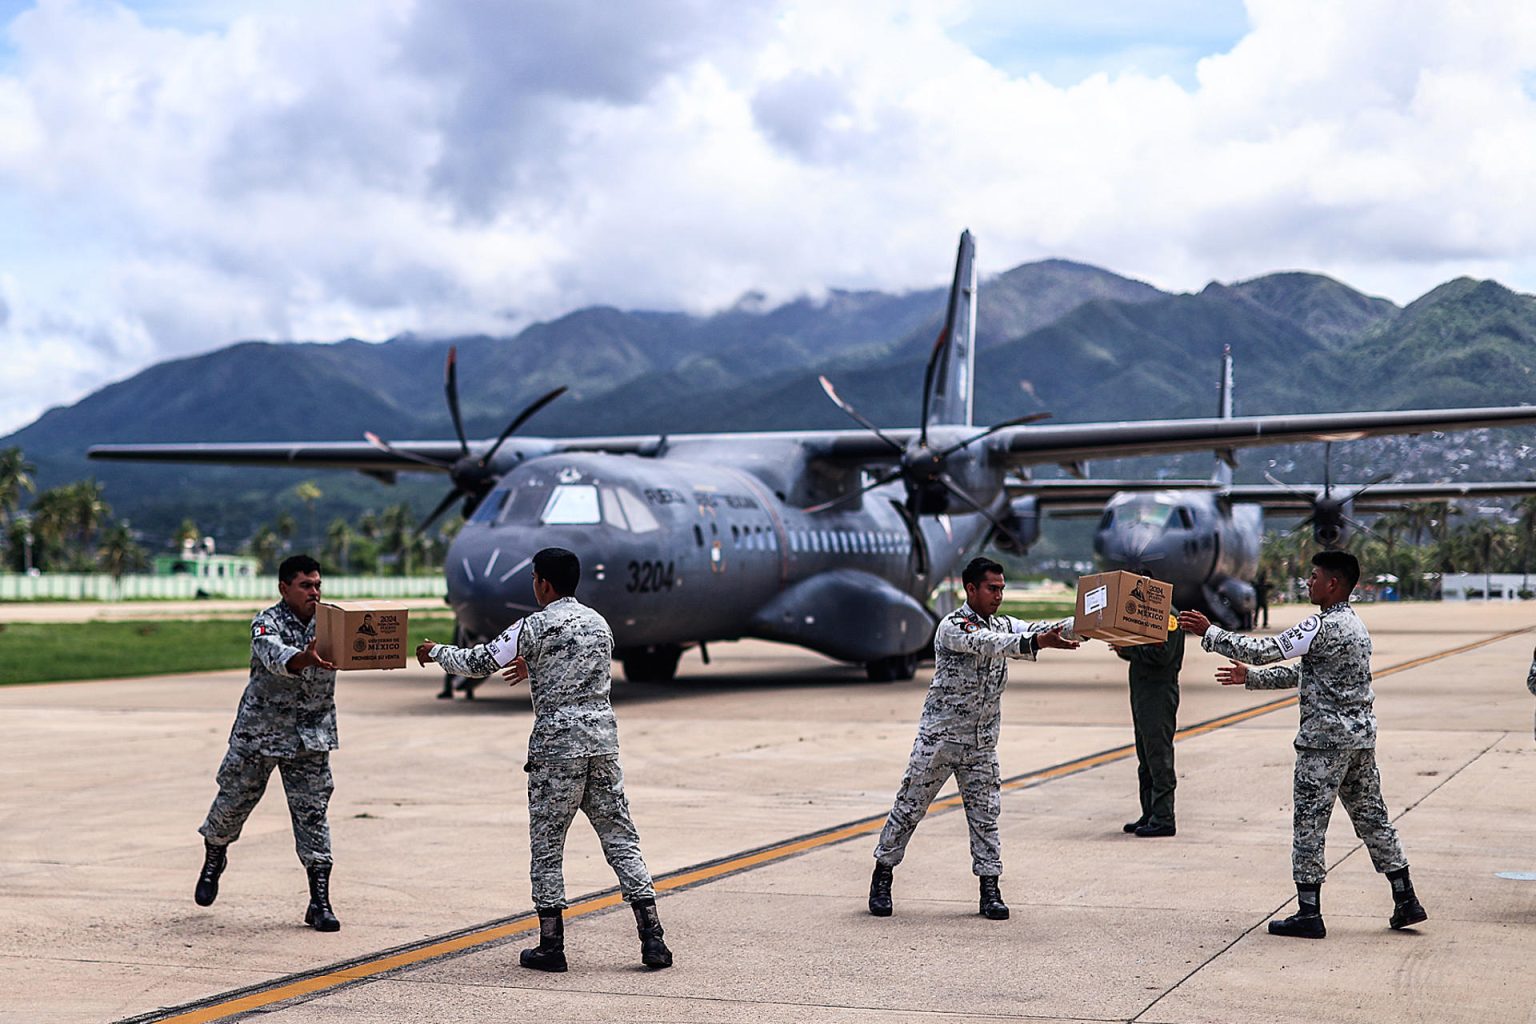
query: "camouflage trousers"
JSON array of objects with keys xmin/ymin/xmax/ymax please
[
  {"xmin": 1292, "ymin": 747, "xmax": 1407, "ymax": 885},
  {"xmin": 873, "ymin": 736, "xmax": 1003, "ymax": 876},
  {"xmin": 199, "ymin": 748, "xmax": 333, "ymax": 867},
  {"xmin": 526, "ymin": 754, "xmax": 655, "ymax": 911}
]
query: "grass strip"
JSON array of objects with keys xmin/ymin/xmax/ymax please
[{"xmin": 0, "ymin": 615, "xmax": 459, "ymax": 686}]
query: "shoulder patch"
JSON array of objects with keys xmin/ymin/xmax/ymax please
[
  {"xmin": 1275, "ymin": 614, "xmax": 1322, "ymax": 659},
  {"xmin": 252, "ymin": 623, "xmax": 270, "ymax": 638}
]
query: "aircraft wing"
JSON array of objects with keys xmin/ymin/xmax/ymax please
[
  {"xmin": 996, "ymin": 406, "xmax": 1536, "ymax": 464},
  {"xmin": 1221, "ymin": 480, "xmax": 1536, "ymax": 513},
  {"xmin": 1006, "ymin": 477, "xmax": 1218, "ymax": 511},
  {"xmin": 86, "ymin": 440, "xmax": 468, "ymax": 472}
]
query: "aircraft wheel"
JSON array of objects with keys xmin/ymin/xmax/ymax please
[
  {"xmin": 620, "ymin": 645, "xmax": 683, "ymax": 683},
  {"xmin": 865, "ymin": 652, "xmax": 917, "ymax": 683}
]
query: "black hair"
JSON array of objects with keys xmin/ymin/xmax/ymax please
[
  {"xmin": 278, "ymin": 554, "xmax": 322, "ymax": 584},
  {"xmin": 533, "ymin": 547, "xmax": 581, "ymax": 596},
  {"xmin": 1311, "ymin": 550, "xmax": 1360, "ymax": 593},
  {"xmin": 961, "ymin": 556, "xmax": 1006, "ymax": 588}
]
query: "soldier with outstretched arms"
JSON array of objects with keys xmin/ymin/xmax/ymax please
[
  {"xmin": 1179, "ymin": 550, "xmax": 1427, "ymax": 939},
  {"xmin": 868, "ymin": 556, "xmax": 1083, "ymax": 921},
  {"xmin": 416, "ymin": 546, "xmax": 671, "ymax": 972}
]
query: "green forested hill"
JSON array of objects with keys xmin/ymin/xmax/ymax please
[{"xmin": 10, "ymin": 256, "xmax": 1536, "ymax": 543}]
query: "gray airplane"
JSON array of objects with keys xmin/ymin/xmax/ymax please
[
  {"xmin": 1064, "ymin": 352, "xmax": 1536, "ymax": 626},
  {"xmin": 89, "ymin": 232, "xmax": 1536, "ymax": 685}
]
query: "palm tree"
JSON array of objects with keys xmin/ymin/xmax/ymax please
[
  {"xmin": 325, "ymin": 517, "xmax": 354, "ymax": 574},
  {"xmin": 294, "ymin": 481, "xmax": 323, "ymax": 551},
  {"xmin": 0, "ymin": 446, "xmax": 36, "ymax": 529},
  {"xmin": 380, "ymin": 503, "xmax": 417, "ymax": 576},
  {"xmin": 63, "ymin": 480, "xmax": 110, "ymax": 562},
  {"xmin": 246, "ymin": 526, "xmax": 284, "ymax": 573},
  {"xmin": 97, "ymin": 523, "xmax": 148, "ymax": 579}
]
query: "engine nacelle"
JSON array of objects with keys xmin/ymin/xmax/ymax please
[
  {"xmin": 988, "ymin": 496, "xmax": 1041, "ymax": 555},
  {"xmin": 1312, "ymin": 496, "xmax": 1354, "ymax": 549}
]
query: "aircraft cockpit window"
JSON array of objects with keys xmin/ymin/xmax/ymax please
[
  {"xmin": 1176, "ymin": 507, "xmax": 1195, "ymax": 530},
  {"xmin": 540, "ymin": 485, "xmax": 601, "ymax": 525},
  {"xmin": 1099, "ymin": 510, "xmax": 1114, "ymax": 530},
  {"xmin": 601, "ymin": 488, "xmax": 629, "ymax": 530},
  {"xmin": 616, "ymin": 488, "xmax": 660, "ymax": 533},
  {"xmin": 469, "ymin": 489, "xmax": 511, "ymax": 525},
  {"xmin": 1129, "ymin": 505, "xmax": 1175, "ymax": 528}
]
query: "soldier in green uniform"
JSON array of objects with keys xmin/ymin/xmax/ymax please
[
  {"xmin": 1180, "ymin": 550, "xmax": 1427, "ymax": 939},
  {"xmin": 417, "ymin": 547, "xmax": 671, "ymax": 973},
  {"xmin": 194, "ymin": 554, "xmax": 343, "ymax": 932},
  {"xmin": 1116, "ymin": 612, "xmax": 1184, "ymax": 838}
]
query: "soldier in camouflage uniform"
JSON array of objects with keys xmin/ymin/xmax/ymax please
[
  {"xmin": 869, "ymin": 556, "xmax": 1082, "ymax": 921},
  {"xmin": 417, "ymin": 547, "xmax": 671, "ymax": 972},
  {"xmin": 1179, "ymin": 550, "xmax": 1427, "ymax": 939},
  {"xmin": 194, "ymin": 554, "xmax": 343, "ymax": 932}
]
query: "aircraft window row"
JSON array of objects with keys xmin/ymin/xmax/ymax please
[
  {"xmin": 786, "ymin": 529, "xmax": 908, "ymax": 555},
  {"xmin": 728, "ymin": 523, "xmax": 778, "ymax": 551}
]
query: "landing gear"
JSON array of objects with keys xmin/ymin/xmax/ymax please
[
  {"xmin": 619, "ymin": 644, "xmax": 683, "ymax": 683},
  {"xmin": 865, "ymin": 652, "xmax": 918, "ymax": 682}
]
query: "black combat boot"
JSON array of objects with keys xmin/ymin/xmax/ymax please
[
  {"xmin": 632, "ymin": 898, "xmax": 673, "ymax": 969},
  {"xmin": 304, "ymin": 863, "xmax": 341, "ymax": 932},
  {"xmin": 868, "ymin": 863, "xmax": 893, "ymax": 917},
  {"xmin": 194, "ymin": 841, "xmax": 227, "ymax": 907},
  {"xmin": 1123, "ymin": 816, "xmax": 1148, "ymax": 834},
  {"xmin": 978, "ymin": 875, "xmax": 1009, "ymax": 920},
  {"xmin": 520, "ymin": 908, "xmax": 568, "ymax": 972},
  {"xmin": 1387, "ymin": 867, "xmax": 1428, "ymax": 930},
  {"xmin": 1268, "ymin": 883, "xmax": 1325, "ymax": 939}
]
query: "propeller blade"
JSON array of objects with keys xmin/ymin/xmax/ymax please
[
  {"xmin": 936, "ymin": 411, "xmax": 1053, "ymax": 459},
  {"xmin": 802, "ymin": 467, "xmax": 906, "ymax": 514},
  {"xmin": 1342, "ymin": 513, "xmax": 1387, "ymax": 545},
  {"xmin": 1262, "ymin": 470, "xmax": 1315, "ymax": 503},
  {"xmin": 918, "ymin": 326, "xmax": 949, "ymax": 449},
  {"xmin": 934, "ymin": 473, "xmax": 1032, "ymax": 554},
  {"xmin": 1286, "ymin": 514, "xmax": 1317, "ymax": 537},
  {"xmin": 416, "ymin": 487, "xmax": 467, "ymax": 537},
  {"xmin": 817, "ymin": 377, "xmax": 903, "ymax": 452},
  {"xmin": 480, "ymin": 386, "xmax": 569, "ymax": 468},
  {"xmin": 1323, "ymin": 441, "xmax": 1332, "ymax": 497},
  {"xmin": 890, "ymin": 497, "xmax": 929, "ymax": 578},
  {"xmin": 1349, "ymin": 470, "xmax": 1395, "ymax": 503},
  {"xmin": 363, "ymin": 431, "xmax": 453, "ymax": 470},
  {"xmin": 445, "ymin": 347, "xmax": 468, "ymax": 457}
]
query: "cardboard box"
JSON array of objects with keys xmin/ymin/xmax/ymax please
[
  {"xmin": 316, "ymin": 601, "xmax": 409, "ymax": 670},
  {"xmin": 1073, "ymin": 571, "xmax": 1175, "ymax": 646}
]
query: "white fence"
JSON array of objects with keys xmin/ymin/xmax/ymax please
[{"xmin": 0, "ymin": 573, "xmax": 448, "ymax": 602}]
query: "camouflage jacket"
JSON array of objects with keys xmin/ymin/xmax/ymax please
[
  {"xmin": 916, "ymin": 605, "xmax": 1073, "ymax": 749},
  {"xmin": 432, "ymin": 596, "xmax": 620, "ymax": 760},
  {"xmin": 1202, "ymin": 602, "xmax": 1375, "ymax": 749},
  {"xmin": 1527, "ymin": 657, "xmax": 1536, "ymax": 696},
  {"xmin": 228, "ymin": 600, "xmax": 338, "ymax": 757}
]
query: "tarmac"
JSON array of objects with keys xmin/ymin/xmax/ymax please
[{"xmin": 4, "ymin": 599, "xmax": 1536, "ymax": 1023}]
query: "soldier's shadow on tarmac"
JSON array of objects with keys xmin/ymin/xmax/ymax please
[{"xmin": 382, "ymin": 661, "xmax": 915, "ymax": 714}]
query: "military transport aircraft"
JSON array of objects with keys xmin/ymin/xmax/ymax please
[
  {"xmin": 1041, "ymin": 352, "xmax": 1536, "ymax": 626},
  {"xmin": 90, "ymin": 232, "xmax": 1536, "ymax": 684}
]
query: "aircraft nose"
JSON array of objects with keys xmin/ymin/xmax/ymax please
[
  {"xmin": 446, "ymin": 533, "xmax": 538, "ymax": 637},
  {"xmin": 1098, "ymin": 523, "xmax": 1166, "ymax": 574}
]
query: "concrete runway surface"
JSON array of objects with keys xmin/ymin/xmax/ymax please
[{"xmin": 4, "ymin": 600, "xmax": 1536, "ymax": 1023}]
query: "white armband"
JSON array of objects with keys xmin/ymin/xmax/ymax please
[
  {"xmin": 1274, "ymin": 614, "xmax": 1321, "ymax": 660},
  {"xmin": 483, "ymin": 620, "xmax": 523, "ymax": 668}
]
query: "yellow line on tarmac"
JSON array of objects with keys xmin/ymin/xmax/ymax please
[{"xmin": 136, "ymin": 624, "xmax": 1532, "ymax": 1024}]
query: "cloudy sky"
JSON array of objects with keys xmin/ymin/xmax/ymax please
[{"xmin": 3, "ymin": 0, "xmax": 1536, "ymax": 436}]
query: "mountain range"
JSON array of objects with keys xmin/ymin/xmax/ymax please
[{"xmin": 9, "ymin": 256, "xmax": 1536, "ymax": 546}]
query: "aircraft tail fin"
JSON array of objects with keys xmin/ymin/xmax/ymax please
[
  {"xmin": 1212, "ymin": 346, "xmax": 1235, "ymax": 486},
  {"xmin": 923, "ymin": 230, "xmax": 977, "ymax": 429}
]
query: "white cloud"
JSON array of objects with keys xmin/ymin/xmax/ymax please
[{"xmin": 3, "ymin": 0, "xmax": 1536, "ymax": 436}]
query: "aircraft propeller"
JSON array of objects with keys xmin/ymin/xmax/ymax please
[
  {"xmin": 364, "ymin": 346, "xmax": 567, "ymax": 535},
  {"xmin": 808, "ymin": 346, "xmax": 1050, "ymax": 561},
  {"xmin": 1263, "ymin": 442, "xmax": 1391, "ymax": 547}
]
